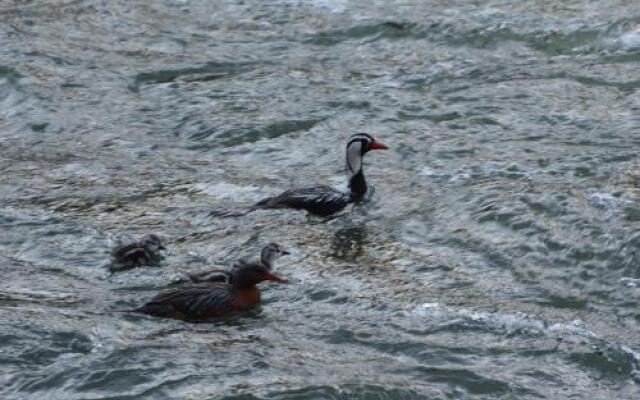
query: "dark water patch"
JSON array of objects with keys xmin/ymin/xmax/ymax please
[
  {"xmin": 437, "ymin": 22, "xmax": 603, "ymax": 56},
  {"xmin": 129, "ymin": 62, "xmax": 261, "ymax": 93},
  {"xmin": 189, "ymin": 118, "xmax": 322, "ymax": 149},
  {"xmin": 598, "ymin": 52, "xmax": 640, "ymax": 64},
  {"xmin": 325, "ymin": 100, "xmax": 371, "ymax": 110},
  {"xmin": 395, "ymin": 366, "xmax": 511, "ymax": 395},
  {"xmin": 0, "ymin": 65, "xmax": 22, "ymax": 81},
  {"xmin": 232, "ymin": 385, "xmax": 425, "ymax": 400},
  {"xmin": 623, "ymin": 206, "xmax": 640, "ymax": 222},
  {"xmin": 303, "ymin": 21, "xmax": 421, "ymax": 46},
  {"xmin": 302, "ymin": 18, "xmax": 603, "ymax": 57},
  {"xmin": 330, "ymin": 226, "xmax": 368, "ymax": 260},
  {"xmin": 397, "ymin": 110, "xmax": 462, "ymax": 123},
  {"xmin": 571, "ymin": 75, "xmax": 640, "ymax": 92},
  {"xmin": 0, "ymin": 324, "xmax": 92, "ymax": 369},
  {"xmin": 284, "ymin": 385, "xmax": 426, "ymax": 400},
  {"xmin": 530, "ymin": 294, "xmax": 588, "ymax": 310},
  {"xmin": 468, "ymin": 116, "xmax": 504, "ymax": 127},
  {"xmin": 30, "ymin": 122, "xmax": 48, "ymax": 132},
  {"xmin": 528, "ymin": 29, "xmax": 601, "ymax": 56},
  {"xmin": 305, "ymin": 288, "xmax": 338, "ymax": 302},
  {"xmin": 24, "ymin": 50, "xmax": 73, "ymax": 66},
  {"xmin": 322, "ymin": 327, "xmax": 431, "ymax": 357},
  {"xmin": 568, "ymin": 347, "xmax": 636, "ymax": 383}
]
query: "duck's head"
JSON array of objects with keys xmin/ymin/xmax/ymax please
[
  {"xmin": 140, "ymin": 234, "xmax": 166, "ymax": 253},
  {"xmin": 346, "ymin": 133, "xmax": 389, "ymax": 175},
  {"xmin": 261, "ymin": 242, "xmax": 290, "ymax": 269},
  {"xmin": 233, "ymin": 262, "xmax": 286, "ymax": 289}
]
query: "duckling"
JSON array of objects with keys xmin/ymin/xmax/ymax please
[{"xmin": 108, "ymin": 234, "xmax": 166, "ymax": 272}]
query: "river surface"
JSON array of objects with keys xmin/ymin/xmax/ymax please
[{"xmin": 2, "ymin": 1, "xmax": 640, "ymax": 399}]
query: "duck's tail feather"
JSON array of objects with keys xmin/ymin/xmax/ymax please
[
  {"xmin": 252, "ymin": 195, "xmax": 289, "ymax": 210},
  {"xmin": 253, "ymin": 197, "xmax": 270, "ymax": 207},
  {"xmin": 208, "ymin": 196, "xmax": 280, "ymax": 218},
  {"xmin": 111, "ymin": 307, "xmax": 140, "ymax": 314}
]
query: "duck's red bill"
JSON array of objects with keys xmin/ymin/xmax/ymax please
[
  {"xmin": 265, "ymin": 271, "xmax": 287, "ymax": 283},
  {"xmin": 370, "ymin": 141, "xmax": 389, "ymax": 150}
]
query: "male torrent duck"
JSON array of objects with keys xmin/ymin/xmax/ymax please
[
  {"xmin": 108, "ymin": 234, "xmax": 166, "ymax": 272},
  {"xmin": 253, "ymin": 133, "xmax": 388, "ymax": 216},
  {"xmin": 136, "ymin": 262, "xmax": 286, "ymax": 320},
  {"xmin": 185, "ymin": 243, "xmax": 289, "ymax": 284}
]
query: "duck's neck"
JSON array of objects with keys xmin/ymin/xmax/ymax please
[
  {"xmin": 348, "ymin": 169, "xmax": 367, "ymax": 201},
  {"xmin": 232, "ymin": 272, "xmax": 259, "ymax": 290},
  {"xmin": 260, "ymin": 254, "xmax": 275, "ymax": 270},
  {"xmin": 346, "ymin": 142, "xmax": 367, "ymax": 201}
]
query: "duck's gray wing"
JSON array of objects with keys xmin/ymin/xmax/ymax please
[
  {"xmin": 230, "ymin": 256, "xmax": 256, "ymax": 271},
  {"xmin": 187, "ymin": 269, "xmax": 233, "ymax": 284}
]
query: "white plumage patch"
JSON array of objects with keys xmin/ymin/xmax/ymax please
[{"xmin": 346, "ymin": 140, "xmax": 363, "ymax": 176}]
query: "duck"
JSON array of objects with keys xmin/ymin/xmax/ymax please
[
  {"xmin": 253, "ymin": 133, "xmax": 388, "ymax": 216},
  {"xmin": 108, "ymin": 234, "xmax": 166, "ymax": 272},
  {"xmin": 184, "ymin": 242, "xmax": 289, "ymax": 285},
  {"xmin": 136, "ymin": 262, "xmax": 286, "ymax": 320}
]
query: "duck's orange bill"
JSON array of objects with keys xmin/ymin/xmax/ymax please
[
  {"xmin": 370, "ymin": 141, "xmax": 389, "ymax": 150},
  {"xmin": 265, "ymin": 271, "xmax": 287, "ymax": 283}
]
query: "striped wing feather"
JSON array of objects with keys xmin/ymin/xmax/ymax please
[
  {"xmin": 140, "ymin": 284, "xmax": 234, "ymax": 319},
  {"xmin": 260, "ymin": 186, "xmax": 353, "ymax": 216}
]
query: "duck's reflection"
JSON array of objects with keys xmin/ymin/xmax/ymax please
[{"xmin": 331, "ymin": 226, "xmax": 368, "ymax": 261}]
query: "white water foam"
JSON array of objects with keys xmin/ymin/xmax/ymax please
[{"xmin": 619, "ymin": 26, "xmax": 640, "ymax": 50}]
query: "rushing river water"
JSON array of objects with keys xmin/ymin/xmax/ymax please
[{"xmin": 2, "ymin": 0, "xmax": 640, "ymax": 398}]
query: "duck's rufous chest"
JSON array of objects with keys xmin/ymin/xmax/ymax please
[{"xmin": 231, "ymin": 287, "xmax": 261, "ymax": 311}]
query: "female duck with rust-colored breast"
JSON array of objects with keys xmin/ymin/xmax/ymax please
[{"xmin": 136, "ymin": 263, "xmax": 286, "ymax": 320}]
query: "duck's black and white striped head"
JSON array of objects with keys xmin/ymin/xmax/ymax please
[
  {"xmin": 345, "ymin": 133, "xmax": 389, "ymax": 176},
  {"xmin": 260, "ymin": 242, "xmax": 290, "ymax": 269}
]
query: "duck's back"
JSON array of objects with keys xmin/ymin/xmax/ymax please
[
  {"xmin": 255, "ymin": 186, "xmax": 353, "ymax": 216},
  {"xmin": 111, "ymin": 242, "xmax": 141, "ymax": 259},
  {"xmin": 109, "ymin": 243, "xmax": 153, "ymax": 271},
  {"xmin": 137, "ymin": 284, "xmax": 235, "ymax": 320}
]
